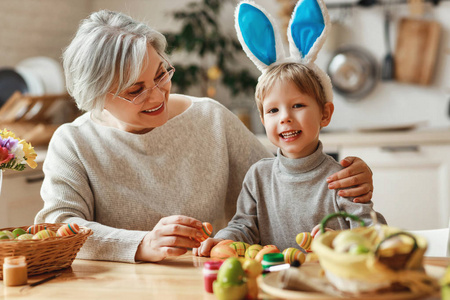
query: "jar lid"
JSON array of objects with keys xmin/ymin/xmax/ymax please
[
  {"xmin": 203, "ymin": 260, "xmax": 223, "ymax": 270},
  {"xmin": 4, "ymin": 256, "xmax": 26, "ymax": 265},
  {"xmin": 262, "ymin": 253, "xmax": 284, "ymax": 263}
]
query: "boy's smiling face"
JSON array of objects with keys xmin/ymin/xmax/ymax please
[{"xmin": 261, "ymin": 79, "xmax": 334, "ymax": 159}]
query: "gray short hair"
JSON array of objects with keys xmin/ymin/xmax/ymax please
[{"xmin": 63, "ymin": 10, "xmax": 168, "ymax": 112}]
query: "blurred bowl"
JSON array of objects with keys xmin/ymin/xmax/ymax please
[
  {"xmin": 327, "ymin": 46, "xmax": 378, "ymax": 101},
  {"xmin": 16, "ymin": 56, "xmax": 65, "ymax": 95},
  {"xmin": 0, "ymin": 69, "xmax": 28, "ymax": 107}
]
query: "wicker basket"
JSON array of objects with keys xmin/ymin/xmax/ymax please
[{"xmin": 0, "ymin": 223, "xmax": 92, "ymax": 279}]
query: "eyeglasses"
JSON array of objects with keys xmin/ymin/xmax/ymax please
[{"xmin": 110, "ymin": 59, "xmax": 175, "ymax": 105}]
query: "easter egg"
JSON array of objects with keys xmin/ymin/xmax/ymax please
[
  {"xmin": 242, "ymin": 259, "xmax": 262, "ymax": 277},
  {"xmin": 229, "ymin": 242, "xmax": 250, "ymax": 257},
  {"xmin": 195, "ymin": 222, "xmax": 213, "ymax": 243},
  {"xmin": 211, "ymin": 244, "xmax": 238, "ymax": 260},
  {"xmin": 27, "ymin": 224, "xmax": 46, "ymax": 234},
  {"xmin": 57, "ymin": 223, "xmax": 80, "ymax": 237},
  {"xmin": 12, "ymin": 228, "xmax": 27, "ymax": 237},
  {"xmin": 32, "ymin": 229, "xmax": 57, "ymax": 240},
  {"xmin": 0, "ymin": 231, "xmax": 11, "ymax": 240},
  {"xmin": 296, "ymin": 232, "xmax": 313, "ymax": 252},
  {"xmin": 254, "ymin": 246, "xmax": 280, "ymax": 262},
  {"xmin": 282, "ymin": 247, "xmax": 306, "ymax": 264},
  {"xmin": 17, "ymin": 234, "xmax": 34, "ymax": 240},
  {"xmin": 2, "ymin": 230, "xmax": 15, "ymax": 240},
  {"xmin": 245, "ymin": 244, "xmax": 263, "ymax": 259},
  {"xmin": 217, "ymin": 239, "xmax": 235, "ymax": 246}
]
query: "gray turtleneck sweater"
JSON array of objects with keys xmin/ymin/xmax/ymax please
[{"xmin": 214, "ymin": 142, "xmax": 387, "ymax": 250}]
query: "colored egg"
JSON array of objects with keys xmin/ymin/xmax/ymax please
[
  {"xmin": 296, "ymin": 232, "xmax": 313, "ymax": 252},
  {"xmin": 217, "ymin": 239, "xmax": 235, "ymax": 246},
  {"xmin": 0, "ymin": 231, "xmax": 11, "ymax": 240},
  {"xmin": 2, "ymin": 230, "xmax": 15, "ymax": 240},
  {"xmin": 195, "ymin": 222, "xmax": 213, "ymax": 242},
  {"xmin": 16, "ymin": 234, "xmax": 34, "ymax": 240},
  {"xmin": 32, "ymin": 229, "xmax": 57, "ymax": 240},
  {"xmin": 211, "ymin": 244, "xmax": 238, "ymax": 260},
  {"xmin": 282, "ymin": 247, "xmax": 306, "ymax": 264},
  {"xmin": 27, "ymin": 224, "xmax": 46, "ymax": 234},
  {"xmin": 254, "ymin": 246, "xmax": 280, "ymax": 262},
  {"xmin": 229, "ymin": 242, "xmax": 250, "ymax": 257},
  {"xmin": 12, "ymin": 228, "xmax": 27, "ymax": 237},
  {"xmin": 57, "ymin": 223, "xmax": 80, "ymax": 237},
  {"xmin": 245, "ymin": 244, "xmax": 263, "ymax": 259}
]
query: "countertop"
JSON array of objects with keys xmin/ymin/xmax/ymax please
[{"xmin": 0, "ymin": 253, "xmax": 448, "ymax": 299}]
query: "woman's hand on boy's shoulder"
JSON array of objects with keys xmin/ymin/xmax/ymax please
[
  {"xmin": 193, "ymin": 238, "xmax": 223, "ymax": 257},
  {"xmin": 326, "ymin": 156, "xmax": 373, "ymax": 203}
]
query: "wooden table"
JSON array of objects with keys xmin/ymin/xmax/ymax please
[{"xmin": 0, "ymin": 254, "xmax": 448, "ymax": 299}]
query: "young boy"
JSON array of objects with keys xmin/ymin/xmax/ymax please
[{"xmin": 194, "ymin": 63, "xmax": 386, "ymax": 256}]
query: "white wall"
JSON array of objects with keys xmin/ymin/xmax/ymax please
[{"xmin": 1, "ymin": 0, "xmax": 449, "ymax": 132}]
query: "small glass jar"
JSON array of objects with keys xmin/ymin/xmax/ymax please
[
  {"xmin": 202, "ymin": 260, "xmax": 223, "ymax": 293},
  {"xmin": 3, "ymin": 256, "xmax": 28, "ymax": 286}
]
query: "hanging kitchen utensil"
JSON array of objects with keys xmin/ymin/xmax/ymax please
[
  {"xmin": 381, "ymin": 10, "xmax": 394, "ymax": 80},
  {"xmin": 327, "ymin": 46, "xmax": 378, "ymax": 101},
  {"xmin": 395, "ymin": 17, "xmax": 441, "ymax": 85}
]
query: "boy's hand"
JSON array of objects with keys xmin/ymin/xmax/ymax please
[
  {"xmin": 311, "ymin": 224, "xmax": 334, "ymax": 238},
  {"xmin": 193, "ymin": 238, "xmax": 223, "ymax": 257}
]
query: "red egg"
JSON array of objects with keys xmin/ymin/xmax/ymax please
[{"xmin": 27, "ymin": 224, "xmax": 46, "ymax": 234}]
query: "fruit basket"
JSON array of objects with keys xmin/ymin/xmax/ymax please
[{"xmin": 0, "ymin": 223, "xmax": 92, "ymax": 279}]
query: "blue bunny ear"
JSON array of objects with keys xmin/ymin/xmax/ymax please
[
  {"xmin": 288, "ymin": 0, "xmax": 330, "ymax": 63},
  {"xmin": 235, "ymin": 1, "xmax": 285, "ymax": 72}
]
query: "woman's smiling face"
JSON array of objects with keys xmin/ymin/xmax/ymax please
[{"xmin": 103, "ymin": 46, "xmax": 171, "ymax": 134}]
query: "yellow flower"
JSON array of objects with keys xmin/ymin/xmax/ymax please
[
  {"xmin": 20, "ymin": 140, "xmax": 37, "ymax": 169},
  {"xmin": 207, "ymin": 66, "xmax": 222, "ymax": 81},
  {"xmin": 1, "ymin": 128, "xmax": 17, "ymax": 139}
]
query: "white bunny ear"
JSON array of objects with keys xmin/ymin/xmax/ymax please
[
  {"xmin": 235, "ymin": 1, "xmax": 285, "ymax": 72},
  {"xmin": 287, "ymin": 0, "xmax": 331, "ymax": 64}
]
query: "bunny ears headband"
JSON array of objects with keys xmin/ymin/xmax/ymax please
[{"xmin": 235, "ymin": 0, "xmax": 333, "ymax": 102}]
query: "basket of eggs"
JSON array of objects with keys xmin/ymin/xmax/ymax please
[
  {"xmin": 311, "ymin": 212, "xmax": 438, "ymax": 296},
  {"xmin": 0, "ymin": 223, "xmax": 92, "ymax": 279}
]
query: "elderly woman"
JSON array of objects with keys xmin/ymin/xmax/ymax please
[{"xmin": 35, "ymin": 10, "xmax": 374, "ymax": 263}]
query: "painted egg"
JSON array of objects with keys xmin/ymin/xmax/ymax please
[
  {"xmin": 32, "ymin": 229, "xmax": 57, "ymax": 240},
  {"xmin": 195, "ymin": 222, "xmax": 213, "ymax": 243},
  {"xmin": 27, "ymin": 224, "xmax": 46, "ymax": 234},
  {"xmin": 296, "ymin": 232, "xmax": 313, "ymax": 252},
  {"xmin": 211, "ymin": 244, "xmax": 238, "ymax": 260},
  {"xmin": 245, "ymin": 244, "xmax": 263, "ymax": 259},
  {"xmin": 12, "ymin": 228, "xmax": 27, "ymax": 237},
  {"xmin": 0, "ymin": 231, "xmax": 11, "ymax": 240},
  {"xmin": 57, "ymin": 223, "xmax": 80, "ymax": 237},
  {"xmin": 2, "ymin": 230, "xmax": 15, "ymax": 240},
  {"xmin": 282, "ymin": 247, "xmax": 306, "ymax": 264},
  {"xmin": 229, "ymin": 242, "xmax": 250, "ymax": 257},
  {"xmin": 254, "ymin": 246, "xmax": 280, "ymax": 262},
  {"xmin": 217, "ymin": 239, "xmax": 235, "ymax": 246},
  {"xmin": 17, "ymin": 234, "xmax": 34, "ymax": 240}
]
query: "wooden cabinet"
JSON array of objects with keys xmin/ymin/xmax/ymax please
[
  {"xmin": 340, "ymin": 144, "xmax": 450, "ymax": 230},
  {"xmin": 0, "ymin": 163, "xmax": 44, "ymax": 228}
]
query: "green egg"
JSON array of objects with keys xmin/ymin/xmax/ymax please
[
  {"xmin": 216, "ymin": 257, "xmax": 246, "ymax": 285},
  {"xmin": 0, "ymin": 232, "xmax": 9, "ymax": 240},
  {"xmin": 12, "ymin": 228, "xmax": 27, "ymax": 237},
  {"xmin": 1, "ymin": 230, "xmax": 14, "ymax": 240}
]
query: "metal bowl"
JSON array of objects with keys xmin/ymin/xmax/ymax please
[{"xmin": 327, "ymin": 46, "xmax": 378, "ymax": 101}]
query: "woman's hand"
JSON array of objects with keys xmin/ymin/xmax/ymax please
[
  {"xmin": 135, "ymin": 215, "xmax": 204, "ymax": 262},
  {"xmin": 193, "ymin": 238, "xmax": 223, "ymax": 257},
  {"xmin": 327, "ymin": 156, "xmax": 373, "ymax": 203}
]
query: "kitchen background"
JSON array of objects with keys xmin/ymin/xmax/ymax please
[{"xmin": 0, "ymin": 0, "xmax": 449, "ymax": 231}]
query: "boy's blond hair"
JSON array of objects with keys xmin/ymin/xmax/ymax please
[{"xmin": 255, "ymin": 63, "xmax": 327, "ymax": 118}]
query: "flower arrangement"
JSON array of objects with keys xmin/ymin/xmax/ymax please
[{"xmin": 0, "ymin": 129, "xmax": 37, "ymax": 171}]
